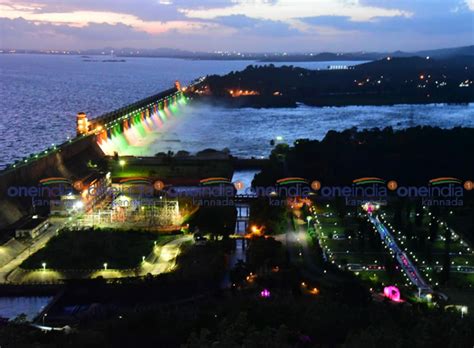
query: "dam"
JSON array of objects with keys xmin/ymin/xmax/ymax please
[{"xmin": 0, "ymin": 82, "xmax": 237, "ymax": 231}]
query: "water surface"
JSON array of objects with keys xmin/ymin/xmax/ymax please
[
  {"xmin": 1, "ymin": 54, "xmax": 473, "ymax": 166},
  {"xmin": 0, "ymin": 296, "xmax": 52, "ymax": 320}
]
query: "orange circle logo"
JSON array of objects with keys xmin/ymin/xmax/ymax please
[
  {"xmin": 387, "ymin": 180, "xmax": 398, "ymax": 191},
  {"xmin": 311, "ymin": 180, "xmax": 321, "ymax": 191},
  {"xmin": 234, "ymin": 180, "xmax": 245, "ymax": 190},
  {"xmin": 464, "ymin": 180, "xmax": 473, "ymax": 191},
  {"xmin": 73, "ymin": 180, "xmax": 84, "ymax": 191},
  {"xmin": 153, "ymin": 180, "xmax": 165, "ymax": 191}
]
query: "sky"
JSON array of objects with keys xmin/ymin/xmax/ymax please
[{"xmin": 0, "ymin": 0, "xmax": 473, "ymax": 52}]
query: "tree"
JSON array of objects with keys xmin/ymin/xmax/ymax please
[{"xmin": 191, "ymin": 206, "xmax": 237, "ymax": 239}]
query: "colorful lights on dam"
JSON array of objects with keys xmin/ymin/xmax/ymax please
[{"xmin": 95, "ymin": 92, "xmax": 188, "ymax": 156}]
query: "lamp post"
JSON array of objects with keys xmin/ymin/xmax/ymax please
[
  {"xmin": 306, "ymin": 216, "xmax": 312, "ymax": 229},
  {"xmin": 42, "ymin": 262, "xmax": 46, "ymax": 271},
  {"xmin": 119, "ymin": 159, "xmax": 126, "ymax": 173},
  {"xmin": 103, "ymin": 263, "xmax": 108, "ymax": 271},
  {"xmin": 461, "ymin": 306, "xmax": 468, "ymax": 319}
]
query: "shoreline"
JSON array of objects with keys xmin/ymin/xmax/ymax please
[{"xmin": 193, "ymin": 95, "xmax": 473, "ymax": 109}]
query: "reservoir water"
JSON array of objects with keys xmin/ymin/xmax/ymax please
[
  {"xmin": 125, "ymin": 102, "xmax": 474, "ymax": 158},
  {"xmin": 2, "ymin": 54, "xmax": 473, "ymax": 168},
  {"xmin": 0, "ymin": 296, "xmax": 52, "ymax": 320}
]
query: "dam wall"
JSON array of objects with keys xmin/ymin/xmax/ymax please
[
  {"xmin": 0, "ymin": 135, "xmax": 101, "ymax": 230},
  {"xmin": 0, "ymin": 86, "xmax": 181, "ymax": 231}
]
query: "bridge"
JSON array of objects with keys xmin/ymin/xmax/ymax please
[{"xmin": 369, "ymin": 214, "xmax": 433, "ymax": 297}]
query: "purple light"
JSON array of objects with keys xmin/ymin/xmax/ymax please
[
  {"xmin": 260, "ymin": 289, "xmax": 271, "ymax": 298},
  {"xmin": 383, "ymin": 285, "xmax": 403, "ymax": 302}
]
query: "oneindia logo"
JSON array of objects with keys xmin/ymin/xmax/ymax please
[
  {"xmin": 39, "ymin": 177, "xmax": 71, "ymax": 186},
  {"xmin": 311, "ymin": 177, "xmax": 471, "ymax": 206},
  {"xmin": 199, "ymin": 177, "xmax": 232, "ymax": 186},
  {"xmin": 7, "ymin": 177, "xmax": 75, "ymax": 198},
  {"xmin": 353, "ymin": 177, "xmax": 385, "ymax": 185}
]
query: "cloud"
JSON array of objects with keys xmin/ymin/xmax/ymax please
[
  {"xmin": 0, "ymin": 0, "xmax": 472, "ymax": 51},
  {"xmin": 213, "ymin": 14, "xmax": 299, "ymax": 36},
  {"xmin": 0, "ymin": 17, "xmax": 151, "ymax": 48},
  {"xmin": 0, "ymin": 0, "xmax": 237, "ymax": 22},
  {"xmin": 302, "ymin": 14, "xmax": 473, "ymax": 35},
  {"xmin": 0, "ymin": 16, "xmax": 234, "ymax": 50},
  {"xmin": 0, "ymin": 2, "xmax": 220, "ymax": 36},
  {"xmin": 2, "ymin": 0, "xmax": 179, "ymax": 21},
  {"xmin": 181, "ymin": 0, "xmax": 412, "ymax": 22}
]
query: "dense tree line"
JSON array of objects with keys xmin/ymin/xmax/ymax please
[
  {"xmin": 254, "ymin": 126, "xmax": 474, "ymax": 187},
  {"xmin": 197, "ymin": 56, "xmax": 474, "ymax": 107}
]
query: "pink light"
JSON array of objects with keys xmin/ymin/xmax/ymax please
[
  {"xmin": 260, "ymin": 289, "xmax": 271, "ymax": 298},
  {"xmin": 383, "ymin": 285, "xmax": 403, "ymax": 302}
]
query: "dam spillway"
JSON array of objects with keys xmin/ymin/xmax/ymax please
[
  {"xmin": 91, "ymin": 89, "xmax": 188, "ymax": 156},
  {"xmin": 0, "ymin": 85, "xmax": 188, "ymax": 229}
]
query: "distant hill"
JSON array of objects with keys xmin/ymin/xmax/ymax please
[
  {"xmin": 412, "ymin": 45, "xmax": 474, "ymax": 58},
  {"xmin": 258, "ymin": 46, "xmax": 474, "ymax": 62},
  {"xmin": 189, "ymin": 55, "xmax": 474, "ymax": 107},
  {"xmin": 4, "ymin": 45, "xmax": 473, "ymax": 62}
]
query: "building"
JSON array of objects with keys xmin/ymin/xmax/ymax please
[
  {"xmin": 328, "ymin": 65, "xmax": 349, "ymax": 70},
  {"xmin": 50, "ymin": 171, "xmax": 111, "ymax": 215},
  {"xmin": 80, "ymin": 171, "xmax": 112, "ymax": 212},
  {"xmin": 76, "ymin": 112, "xmax": 89, "ymax": 135},
  {"xmin": 15, "ymin": 215, "xmax": 49, "ymax": 239}
]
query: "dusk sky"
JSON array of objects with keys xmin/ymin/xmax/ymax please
[{"xmin": 0, "ymin": 0, "xmax": 473, "ymax": 52}]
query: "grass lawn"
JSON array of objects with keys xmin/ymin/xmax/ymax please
[
  {"xmin": 21, "ymin": 228, "xmax": 173, "ymax": 270},
  {"xmin": 357, "ymin": 270, "xmax": 403, "ymax": 286},
  {"xmin": 331, "ymin": 252, "xmax": 389, "ymax": 264}
]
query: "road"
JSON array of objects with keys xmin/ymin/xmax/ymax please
[
  {"xmin": 143, "ymin": 235, "xmax": 191, "ymax": 275},
  {"xmin": 0, "ymin": 218, "xmax": 66, "ymax": 283},
  {"xmin": 276, "ymin": 213, "xmax": 321, "ymax": 278},
  {"xmin": 369, "ymin": 214, "xmax": 432, "ymax": 295},
  {"xmin": 1, "ymin": 228, "xmax": 191, "ymax": 283}
]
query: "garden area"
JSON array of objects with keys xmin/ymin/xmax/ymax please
[
  {"xmin": 20, "ymin": 228, "xmax": 176, "ymax": 270},
  {"xmin": 310, "ymin": 203, "xmax": 407, "ymax": 288}
]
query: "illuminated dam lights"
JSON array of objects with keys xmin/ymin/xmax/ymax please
[{"xmin": 97, "ymin": 95, "xmax": 186, "ymax": 155}]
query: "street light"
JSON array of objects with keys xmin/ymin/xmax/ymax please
[
  {"xmin": 42, "ymin": 313, "xmax": 47, "ymax": 325},
  {"xmin": 103, "ymin": 263, "xmax": 108, "ymax": 271},
  {"xmin": 142, "ymin": 256, "xmax": 146, "ymax": 263},
  {"xmin": 119, "ymin": 159, "xmax": 126, "ymax": 172},
  {"xmin": 461, "ymin": 306, "xmax": 468, "ymax": 319},
  {"xmin": 42, "ymin": 262, "xmax": 46, "ymax": 271},
  {"xmin": 306, "ymin": 216, "xmax": 312, "ymax": 229}
]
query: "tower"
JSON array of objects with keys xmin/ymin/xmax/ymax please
[{"xmin": 76, "ymin": 112, "xmax": 89, "ymax": 135}]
